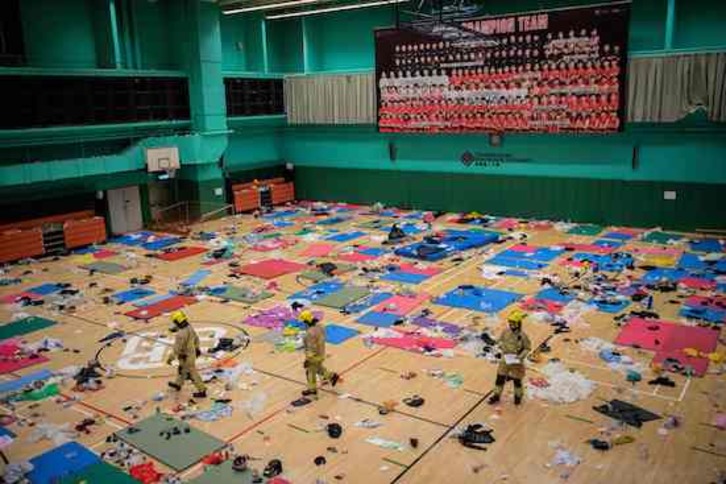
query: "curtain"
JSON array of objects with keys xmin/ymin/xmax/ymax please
[
  {"xmin": 284, "ymin": 73, "xmax": 376, "ymax": 124},
  {"xmin": 285, "ymin": 52, "xmax": 726, "ymax": 125},
  {"xmin": 628, "ymin": 52, "xmax": 726, "ymax": 122}
]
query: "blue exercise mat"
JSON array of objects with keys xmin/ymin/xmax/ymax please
[
  {"xmin": 497, "ymin": 247, "xmax": 564, "ymax": 262},
  {"xmin": 0, "ymin": 426, "xmax": 15, "ymax": 438},
  {"xmin": 326, "ymin": 231, "xmax": 366, "ymax": 242},
  {"xmin": 690, "ymin": 239, "xmax": 724, "ymax": 253},
  {"xmin": 679, "ymin": 306, "xmax": 725, "ymax": 323},
  {"xmin": 343, "ymin": 292, "xmax": 394, "ymax": 313},
  {"xmin": 571, "ymin": 252, "xmax": 634, "ymax": 272},
  {"xmin": 318, "ymin": 216, "xmax": 350, "ymax": 226},
  {"xmin": 272, "ymin": 220, "xmax": 295, "ymax": 228},
  {"xmin": 678, "ymin": 253, "xmax": 706, "ymax": 271},
  {"xmin": 504, "ymin": 269, "xmax": 530, "ymax": 278},
  {"xmin": 28, "ymin": 442, "xmax": 101, "ymax": 484},
  {"xmin": 0, "ymin": 369, "xmax": 53, "ymax": 395},
  {"xmin": 285, "ymin": 321, "xmax": 360, "ymax": 343},
  {"xmin": 381, "ymin": 223, "xmax": 423, "ymax": 235},
  {"xmin": 181, "ymin": 269, "xmax": 212, "ymax": 287},
  {"xmin": 381, "ymin": 271, "xmax": 429, "ymax": 284},
  {"xmin": 486, "ymin": 256, "xmax": 548, "ymax": 271},
  {"xmin": 395, "ymin": 242, "xmax": 454, "ymax": 261},
  {"xmin": 264, "ymin": 210, "xmax": 299, "ymax": 219},
  {"xmin": 357, "ymin": 311, "xmax": 401, "ymax": 327},
  {"xmin": 641, "ymin": 268, "xmax": 688, "ymax": 284},
  {"xmin": 112, "ymin": 288, "xmax": 155, "ymax": 303},
  {"xmin": 290, "ymin": 280, "xmax": 345, "ymax": 301},
  {"xmin": 109, "ymin": 231, "xmax": 155, "ymax": 246},
  {"xmin": 536, "ymin": 288, "xmax": 574, "ymax": 304},
  {"xmin": 73, "ymin": 247, "xmax": 98, "ymax": 254},
  {"xmin": 359, "ymin": 247, "xmax": 388, "ymax": 256},
  {"xmin": 27, "ymin": 283, "xmax": 64, "ymax": 296},
  {"xmin": 591, "ymin": 298, "xmax": 630, "ymax": 313},
  {"xmin": 142, "ymin": 237, "xmax": 182, "ymax": 251},
  {"xmin": 134, "ymin": 293, "xmax": 175, "ymax": 307},
  {"xmin": 434, "ymin": 286, "xmax": 521, "ymax": 313},
  {"xmin": 594, "ymin": 239, "xmax": 624, "ymax": 249},
  {"xmin": 602, "ymin": 231, "xmax": 634, "ymax": 241}
]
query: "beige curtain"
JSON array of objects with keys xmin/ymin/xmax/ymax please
[
  {"xmin": 285, "ymin": 52, "xmax": 726, "ymax": 124},
  {"xmin": 628, "ymin": 52, "xmax": 726, "ymax": 122},
  {"xmin": 284, "ymin": 73, "xmax": 376, "ymax": 124}
]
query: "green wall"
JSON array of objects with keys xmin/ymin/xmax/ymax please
[
  {"xmin": 294, "ymin": 166, "xmax": 725, "ymax": 230},
  {"xmin": 20, "ymin": 0, "xmax": 99, "ymax": 68}
]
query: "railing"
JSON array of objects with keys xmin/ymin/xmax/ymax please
[{"xmin": 150, "ymin": 201, "xmax": 234, "ymax": 234}]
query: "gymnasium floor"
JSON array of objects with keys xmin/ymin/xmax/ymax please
[{"xmin": 0, "ymin": 204, "xmax": 724, "ymax": 483}]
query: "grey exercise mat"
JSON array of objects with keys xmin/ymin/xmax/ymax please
[
  {"xmin": 300, "ymin": 262, "xmax": 355, "ymax": 282},
  {"xmin": 315, "ymin": 286, "xmax": 370, "ymax": 309},
  {"xmin": 82, "ymin": 261, "xmax": 127, "ymax": 274},
  {"xmin": 187, "ymin": 460, "xmax": 255, "ymax": 484},
  {"xmin": 115, "ymin": 413, "xmax": 224, "ymax": 471},
  {"xmin": 221, "ymin": 286, "xmax": 272, "ymax": 304}
]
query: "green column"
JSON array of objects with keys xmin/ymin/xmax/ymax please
[{"xmin": 176, "ymin": 0, "xmax": 229, "ymax": 210}]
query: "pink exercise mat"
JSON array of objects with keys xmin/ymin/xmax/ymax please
[
  {"xmin": 493, "ymin": 218, "xmax": 520, "ymax": 230},
  {"xmin": 371, "ymin": 333, "xmax": 456, "ymax": 353},
  {"xmin": 562, "ymin": 243, "xmax": 613, "ymax": 254},
  {"xmin": 614, "ymin": 318, "xmax": 676, "ymax": 351},
  {"xmin": 235, "ymin": 259, "xmax": 306, "ymax": 279},
  {"xmin": 652, "ymin": 350, "xmax": 710, "ymax": 377},
  {"xmin": 508, "ymin": 244, "xmax": 537, "ymax": 253},
  {"xmin": 373, "ymin": 294, "xmax": 429, "ymax": 315},
  {"xmin": 680, "ymin": 277, "xmax": 717, "ymax": 290},
  {"xmin": 0, "ymin": 342, "xmax": 49, "ymax": 374},
  {"xmin": 685, "ymin": 295, "xmax": 726, "ymax": 311},
  {"xmin": 338, "ymin": 252, "xmax": 376, "ymax": 263},
  {"xmin": 397, "ymin": 264, "xmax": 442, "ymax": 276},
  {"xmin": 0, "ymin": 292, "xmax": 42, "ymax": 305},
  {"xmin": 300, "ymin": 243, "xmax": 335, "ymax": 257}
]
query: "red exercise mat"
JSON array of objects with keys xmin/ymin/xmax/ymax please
[
  {"xmin": 373, "ymin": 293, "xmax": 429, "ymax": 316},
  {"xmin": 521, "ymin": 297, "xmax": 565, "ymax": 314},
  {"xmin": 680, "ymin": 277, "xmax": 716, "ymax": 290},
  {"xmin": 652, "ymin": 349, "xmax": 710, "ymax": 377},
  {"xmin": 155, "ymin": 247, "xmax": 207, "ymax": 261},
  {"xmin": 337, "ymin": 252, "xmax": 376, "ymax": 263},
  {"xmin": 371, "ymin": 334, "xmax": 456, "ymax": 353},
  {"xmin": 397, "ymin": 264, "xmax": 442, "ymax": 276},
  {"xmin": 124, "ymin": 295, "xmax": 197, "ymax": 320},
  {"xmin": 235, "ymin": 259, "xmax": 306, "ymax": 279},
  {"xmin": 614, "ymin": 318, "xmax": 676, "ymax": 351},
  {"xmin": 0, "ymin": 343, "xmax": 48, "ymax": 374},
  {"xmin": 0, "ymin": 292, "xmax": 43, "ymax": 305},
  {"xmin": 508, "ymin": 244, "xmax": 537, "ymax": 253},
  {"xmin": 93, "ymin": 249, "xmax": 117, "ymax": 259}
]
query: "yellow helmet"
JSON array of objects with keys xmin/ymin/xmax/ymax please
[
  {"xmin": 507, "ymin": 309, "xmax": 527, "ymax": 326},
  {"xmin": 299, "ymin": 310, "xmax": 316, "ymax": 325},
  {"xmin": 171, "ymin": 310, "xmax": 188, "ymax": 325}
]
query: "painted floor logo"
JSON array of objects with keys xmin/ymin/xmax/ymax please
[
  {"xmin": 117, "ymin": 326, "xmax": 242, "ymax": 371},
  {"xmin": 460, "ymin": 152, "xmax": 531, "ymax": 167}
]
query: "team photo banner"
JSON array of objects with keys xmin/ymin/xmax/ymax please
[{"xmin": 375, "ymin": 3, "xmax": 630, "ymax": 134}]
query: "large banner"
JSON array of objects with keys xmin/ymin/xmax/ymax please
[{"xmin": 375, "ymin": 3, "xmax": 630, "ymax": 134}]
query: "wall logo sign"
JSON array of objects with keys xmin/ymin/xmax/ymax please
[{"xmin": 460, "ymin": 151, "xmax": 531, "ymax": 167}]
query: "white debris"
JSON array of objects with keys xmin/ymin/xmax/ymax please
[{"xmin": 527, "ymin": 361, "xmax": 596, "ymax": 404}]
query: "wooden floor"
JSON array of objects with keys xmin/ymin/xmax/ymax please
[{"xmin": 1, "ymin": 206, "xmax": 724, "ymax": 483}]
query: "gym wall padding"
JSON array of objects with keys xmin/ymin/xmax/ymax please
[{"xmin": 294, "ymin": 167, "xmax": 726, "ymax": 231}]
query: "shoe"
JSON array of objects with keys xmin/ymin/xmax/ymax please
[
  {"xmin": 330, "ymin": 373, "xmax": 340, "ymax": 387},
  {"xmin": 167, "ymin": 382, "xmax": 181, "ymax": 391},
  {"xmin": 487, "ymin": 394, "xmax": 500, "ymax": 405},
  {"xmin": 192, "ymin": 390, "xmax": 207, "ymax": 398},
  {"xmin": 514, "ymin": 396, "xmax": 522, "ymax": 406},
  {"xmin": 302, "ymin": 389, "xmax": 318, "ymax": 397}
]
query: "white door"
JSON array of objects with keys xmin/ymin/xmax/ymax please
[{"xmin": 107, "ymin": 186, "xmax": 143, "ymax": 234}]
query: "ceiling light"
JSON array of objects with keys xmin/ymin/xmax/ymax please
[
  {"xmin": 266, "ymin": 0, "xmax": 408, "ymax": 19},
  {"xmin": 223, "ymin": 0, "xmax": 324, "ymax": 15}
]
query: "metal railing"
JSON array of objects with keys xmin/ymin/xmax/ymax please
[{"xmin": 151, "ymin": 201, "xmax": 234, "ymax": 234}]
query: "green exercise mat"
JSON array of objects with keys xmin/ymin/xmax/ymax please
[
  {"xmin": 300, "ymin": 262, "xmax": 356, "ymax": 282},
  {"xmin": 0, "ymin": 316, "xmax": 56, "ymax": 340},
  {"xmin": 315, "ymin": 286, "xmax": 370, "ymax": 309},
  {"xmin": 220, "ymin": 286, "xmax": 272, "ymax": 304},
  {"xmin": 116, "ymin": 413, "xmax": 224, "ymax": 471},
  {"xmin": 187, "ymin": 460, "xmax": 255, "ymax": 484},
  {"xmin": 59, "ymin": 461, "xmax": 138, "ymax": 484},
  {"xmin": 642, "ymin": 231, "xmax": 682, "ymax": 244},
  {"xmin": 567, "ymin": 224, "xmax": 603, "ymax": 236},
  {"xmin": 82, "ymin": 261, "xmax": 127, "ymax": 274}
]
